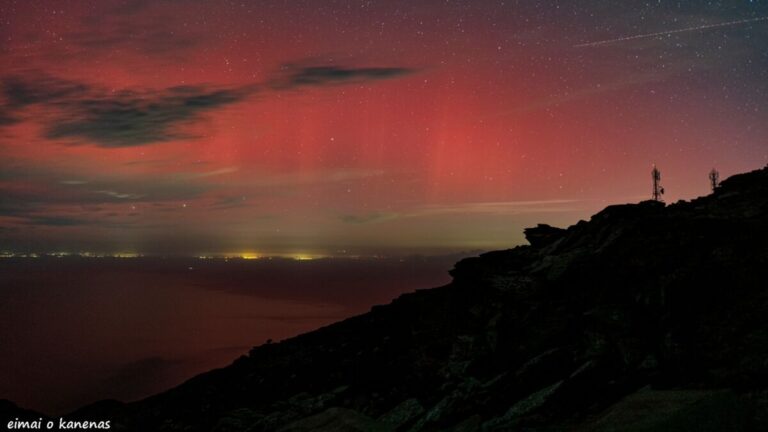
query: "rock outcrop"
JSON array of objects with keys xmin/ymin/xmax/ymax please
[{"xmin": 6, "ymin": 166, "xmax": 768, "ymax": 431}]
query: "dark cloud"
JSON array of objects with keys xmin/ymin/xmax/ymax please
[
  {"xmin": 0, "ymin": 193, "xmax": 81, "ymax": 226},
  {"xmin": 0, "ymin": 163, "xmax": 209, "ymax": 204},
  {"xmin": 26, "ymin": 215, "xmax": 90, "ymax": 226},
  {"xmin": 45, "ymin": 86, "xmax": 250, "ymax": 147},
  {"xmin": 0, "ymin": 108, "xmax": 18, "ymax": 125},
  {"xmin": 2, "ymin": 74, "xmax": 88, "ymax": 107},
  {"xmin": 271, "ymin": 64, "xmax": 415, "ymax": 89},
  {"xmin": 0, "ymin": 193, "xmax": 93, "ymax": 227},
  {"xmin": 0, "ymin": 75, "xmax": 252, "ymax": 147},
  {"xmin": 0, "ymin": 164, "xmax": 212, "ymax": 229},
  {"xmin": 0, "ymin": 197, "xmax": 26, "ymax": 218}
]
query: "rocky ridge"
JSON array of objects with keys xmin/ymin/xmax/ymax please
[{"xmin": 5, "ymin": 166, "xmax": 768, "ymax": 431}]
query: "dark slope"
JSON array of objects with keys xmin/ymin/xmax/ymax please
[{"xmin": 10, "ymin": 167, "xmax": 768, "ymax": 431}]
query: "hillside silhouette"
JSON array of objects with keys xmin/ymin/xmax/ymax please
[{"xmin": 4, "ymin": 166, "xmax": 768, "ymax": 431}]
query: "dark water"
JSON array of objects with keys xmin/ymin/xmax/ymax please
[{"xmin": 0, "ymin": 255, "xmax": 464, "ymax": 414}]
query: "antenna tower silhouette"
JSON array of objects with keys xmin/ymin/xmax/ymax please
[
  {"xmin": 709, "ymin": 168, "xmax": 720, "ymax": 192},
  {"xmin": 651, "ymin": 165, "xmax": 664, "ymax": 202}
]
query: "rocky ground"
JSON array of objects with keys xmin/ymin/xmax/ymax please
[{"xmin": 4, "ymin": 166, "xmax": 768, "ymax": 431}]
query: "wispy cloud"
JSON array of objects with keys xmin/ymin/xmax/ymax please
[
  {"xmin": 208, "ymin": 195, "xmax": 251, "ymax": 210},
  {"xmin": 94, "ymin": 190, "xmax": 147, "ymax": 200},
  {"xmin": 172, "ymin": 167, "xmax": 240, "ymax": 180},
  {"xmin": 0, "ymin": 163, "xmax": 213, "ymax": 227},
  {"xmin": 340, "ymin": 212, "xmax": 399, "ymax": 224},
  {"xmin": 340, "ymin": 199, "xmax": 586, "ymax": 224},
  {"xmin": 410, "ymin": 200, "xmax": 583, "ymax": 216}
]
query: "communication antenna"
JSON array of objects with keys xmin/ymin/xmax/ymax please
[
  {"xmin": 651, "ymin": 164, "xmax": 664, "ymax": 202},
  {"xmin": 708, "ymin": 168, "xmax": 720, "ymax": 192}
]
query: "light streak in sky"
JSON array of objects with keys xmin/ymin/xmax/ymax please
[{"xmin": 575, "ymin": 16, "xmax": 768, "ymax": 48}]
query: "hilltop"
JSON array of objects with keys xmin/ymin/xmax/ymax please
[{"xmin": 5, "ymin": 166, "xmax": 768, "ymax": 431}]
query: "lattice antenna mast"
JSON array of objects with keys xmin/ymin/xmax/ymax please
[
  {"xmin": 651, "ymin": 165, "xmax": 664, "ymax": 202},
  {"xmin": 709, "ymin": 168, "xmax": 720, "ymax": 192}
]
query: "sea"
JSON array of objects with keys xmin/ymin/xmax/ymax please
[{"xmin": 0, "ymin": 254, "xmax": 467, "ymax": 414}]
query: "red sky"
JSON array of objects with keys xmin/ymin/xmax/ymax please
[{"xmin": 1, "ymin": 0, "xmax": 766, "ymax": 255}]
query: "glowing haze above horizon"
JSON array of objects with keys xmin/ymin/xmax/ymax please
[{"xmin": 1, "ymin": 0, "xmax": 766, "ymax": 256}]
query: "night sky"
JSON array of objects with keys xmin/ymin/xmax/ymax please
[{"xmin": 1, "ymin": 0, "xmax": 767, "ymax": 256}]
